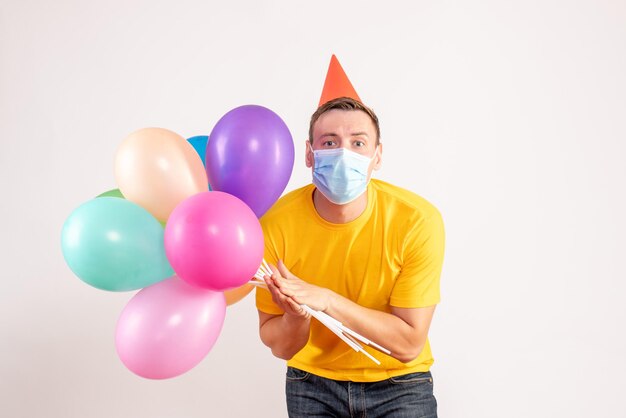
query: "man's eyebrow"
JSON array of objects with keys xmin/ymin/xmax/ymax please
[{"xmin": 318, "ymin": 132, "xmax": 369, "ymax": 139}]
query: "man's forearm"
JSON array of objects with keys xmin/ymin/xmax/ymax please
[
  {"xmin": 324, "ymin": 291, "xmax": 429, "ymax": 363},
  {"xmin": 260, "ymin": 314, "xmax": 311, "ymax": 360}
]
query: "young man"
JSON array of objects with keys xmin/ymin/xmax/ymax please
[{"xmin": 255, "ymin": 94, "xmax": 445, "ymax": 417}]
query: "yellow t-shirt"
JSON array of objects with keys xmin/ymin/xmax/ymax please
[{"xmin": 256, "ymin": 179, "xmax": 445, "ymax": 382}]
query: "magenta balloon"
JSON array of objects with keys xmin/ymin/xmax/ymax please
[
  {"xmin": 164, "ymin": 191, "xmax": 264, "ymax": 290},
  {"xmin": 205, "ymin": 105, "xmax": 294, "ymax": 217},
  {"xmin": 115, "ymin": 276, "xmax": 226, "ymax": 379}
]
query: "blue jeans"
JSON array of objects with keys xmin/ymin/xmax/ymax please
[{"xmin": 285, "ymin": 367, "xmax": 438, "ymax": 418}]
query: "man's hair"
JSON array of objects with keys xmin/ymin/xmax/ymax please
[{"xmin": 308, "ymin": 97, "xmax": 381, "ymax": 145}]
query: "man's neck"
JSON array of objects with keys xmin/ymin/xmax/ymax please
[{"xmin": 312, "ymin": 188, "xmax": 368, "ymax": 224}]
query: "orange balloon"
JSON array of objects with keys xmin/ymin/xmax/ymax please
[
  {"xmin": 224, "ymin": 283, "xmax": 254, "ymax": 306},
  {"xmin": 115, "ymin": 128, "xmax": 208, "ymax": 221}
]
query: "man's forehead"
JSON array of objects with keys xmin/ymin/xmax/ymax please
[{"xmin": 313, "ymin": 110, "xmax": 376, "ymax": 136}]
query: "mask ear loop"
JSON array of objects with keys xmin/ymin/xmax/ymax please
[
  {"xmin": 364, "ymin": 144, "xmax": 381, "ymax": 187},
  {"xmin": 306, "ymin": 141, "xmax": 315, "ymax": 168},
  {"xmin": 372, "ymin": 144, "xmax": 380, "ymax": 161}
]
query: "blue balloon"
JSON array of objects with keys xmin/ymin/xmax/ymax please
[
  {"xmin": 187, "ymin": 135, "xmax": 209, "ymax": 167},
  {"xmin": 61, "ymin": 197, "xmax": 174, "ymax": 291},
  {"xmin": 187, "ymin": 135, "xmax": 212, "ymax": 190}
]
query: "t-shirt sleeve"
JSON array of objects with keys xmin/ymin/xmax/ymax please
[
  {"xmin": 390, "ymin": 209, "xmax": 445, "ymax": 308},
  {"xmin": 255, "ymin": 226, "xmax": 285, "ymax": 315}
]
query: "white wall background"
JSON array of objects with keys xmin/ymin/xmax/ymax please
[{"xmin": 1, "ymin": 0, "xmax": 624, "ymax": 417}]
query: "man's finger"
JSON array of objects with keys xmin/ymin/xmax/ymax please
[
  {"xmin": 277, "ymin": 283, "xmax": 295, "ymax": 297},
  {"xmin": 267, "ymin": 287, "xmax": 292, "ymax": 312},
  {"xmin": 264, "ymin": 278, "xmax": 282, "ymax": 301},
  {"xmin": 268, "ymin": 262, "xmax": 279, "ymax": 276},
  {"xmin": 286, "ymin": 298, "xmax": 304, "ymax": 315},
  {"xmin": 277, "ymin": 259, "xmax": 292, "ymax": 279}
]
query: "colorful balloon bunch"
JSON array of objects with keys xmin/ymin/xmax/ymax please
[{"xmin": 61, "ymin": 105, "xmax": 294, "ymax": 379}]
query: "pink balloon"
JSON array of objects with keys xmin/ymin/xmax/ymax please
[
  {"xmin": 115, "ymin": 276, "xmax": 226, "ymax": 379},
  {"xmin": 164, "ymin": 191, "xmax": 264, "ymax": 290}
]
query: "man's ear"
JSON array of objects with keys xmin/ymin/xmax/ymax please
[
  {"xmin": 373, "ymin": 143, "xmax": 383, "ymax": 171},
  {"xmin": 305, "ymin": 140, "xmax": 313, "ymax": 168}
]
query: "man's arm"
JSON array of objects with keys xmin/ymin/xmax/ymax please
[
  {"xmin": 258, "ymin": 311, "xmax": 310, "ymax": 360},
  {"xmin": 270, "ymin": 260, "xmax": 436, "ymax": 363},
  {"xmin": 257, "ymin": 273, "xmax": 312, "ymax": 360},
  {"xmin": 324, "ymin": 293, "xmax": 436, "ymax": 363}
]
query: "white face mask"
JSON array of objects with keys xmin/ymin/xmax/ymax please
[{"xmin": 311, "ymin": 147, "xmax": 377, "ymax": 205}]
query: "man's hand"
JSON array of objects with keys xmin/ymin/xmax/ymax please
[
  {"xmin": 268, "ymin": 260, "xmax": 331, "ymax": 312},
  {"xmin": 263, "ymin": 264, "xmax": 311, "ymax": 320}
]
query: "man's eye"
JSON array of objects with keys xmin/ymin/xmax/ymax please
[
  {"xmin": 323, "ymin": 141, "xmax": 335, "ymax": 146},
  {"xmin": 355, "ymin": 141, "xmax": 365, "ymax": 147}
]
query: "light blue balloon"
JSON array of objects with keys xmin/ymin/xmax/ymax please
[
  {"xmin": 187, "ymin": 135, "xmax": 212, "ymax": 191},
  {"xmin": 187, "ymin": 135, "xmax": 209, "ymax": 167},
  {"xmin": 61, "ymin": 197, "xmax": 174, "ymax": 291}
]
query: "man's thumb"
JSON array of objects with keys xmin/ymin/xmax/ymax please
[{"xmin": 277, "ymin": 260, "xmax": 290, "ymax": 278}]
